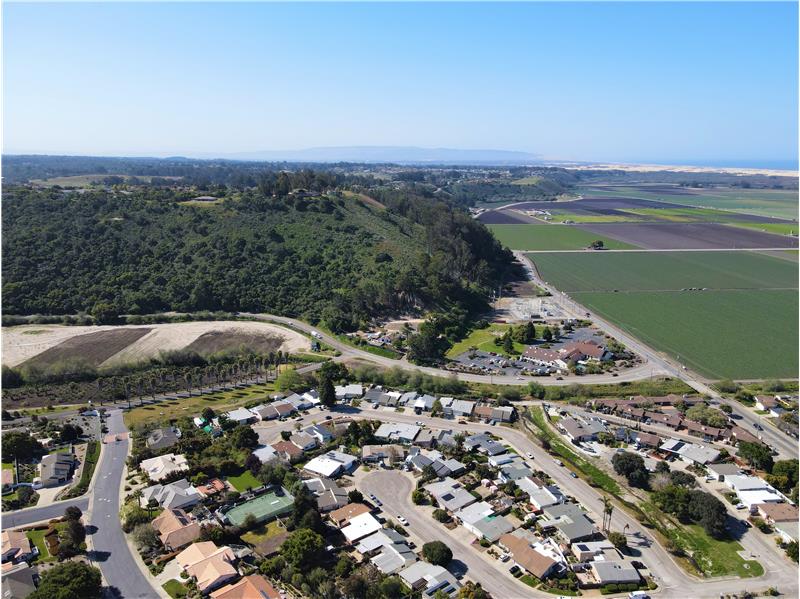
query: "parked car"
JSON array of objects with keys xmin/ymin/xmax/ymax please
[
  {"xmin": 397, "ymin": 515, "xmax": 409, "ymax": 526},
  {"xmin": 526, "ymin": 452, "xmax": 534, "ymax": 459},
  {"xmin": 570, "ymin": 472, "xmax": 578, "ymax": 478}
]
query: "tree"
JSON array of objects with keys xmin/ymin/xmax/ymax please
[
  {"xmin": 29, "ymin": 561, "xmax": 102, "ymax": 599},
  {"xmin": 422, "ymin": 541, "xmax": 452, "ymax": 566},
  {"xmin": 431, "ymin": 399, "xmax": 443, "ymax": 417},
  {"xmin": 59, "ymin": 423, "xmax": 83, "ymax": 443},
  {"xmin": 686, "ymin": 490, "xmax": 727, "ymax": 538},
  {"xmin": 132, "ymin": 522, "xmax": 160, "ymax": 551},
  {"xmin": 276, "ymin": 368, "xmax": 303, "ymax": 392},
  {"xmin": 502, "ymin": 332, "xmax": 514, "ymax": 354},
  {"xmin": 64, "ymin": 506, "xmax": 83, "ymax": 521},
  {"xmin": 2, "ymin": 432, "xmax": 44, "ymax": 461},
  {"xmin": 407, "ymin": 325, "xmax": 448, "ymax": 365},
  {"xmin": 281, "ymin": 528, "xmax": 324, "ymax": 569},
  {"xmin": 230, "ymin": 426, "xmax": 259, "ymax": 449},
  {"xmin": 786, "ymin": 541, "xmax": 798, "ymax": 562},
  {"xmin": 669, "ymin": 470, "xmax": 697, "ymax": 488},
  {"xmin": 458, "ymin": 581, "xmax": 489, "ymax": 599},
  {"xmin": 347, "ymin": 489, "xmax": 363, "ymax": 503},
  {"xmin": 612, "ymin": 451, "xmax": 650, "ymax": 488},
  {"xmin": 608, "ymin": 531, "xmax": 628, "ymax": 550},
  {"xmin": 542, "ymin": 327, "xmax": 553, "ymax": 342},
  {"xmin": 201, "ymin": 407, "xmax": 216, "ymax": 422},
  {"xmin": 771, "ymin": 459, "xmax": 799, "ymax": 491},
  {"xmin": 737, "ymin": 441, "xmax": 774, "ymax": 472},
  {"xmin": 432, "ymin": 509, "xmax": 450, "ymax": 523},
  {"xmin": 319, "ymin": 372, "xmax": 336, "ymax": 408},
  {"xmin": 412, "ymin": 489, "xmax": 426, "ymax": 505},
  {"xmin": 590, "ymin": 240, "xmax": 605, "ymax": 250},
  {"xmin": 245, "ymin": 452, "xmax": 262, "ymax": 475},
  {"xmin": 90, "ymin": 301, "xmax": 118, "ymax": 324},
  {"xmin": 523, "ymin": 321, "xmax": 536, "ymax": 343},
  {"xmin": 527, "ymin": 382, "xmax": 545, "ymax": 399}
]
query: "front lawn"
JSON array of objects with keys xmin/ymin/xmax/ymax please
[
  {"xmin": 227, "ymin": 469, "xmax": 261, "ymax": 492},
  {"xmin": 26, "ymin": 529, "xmax": 56, "ymax": 563},
  {"xmin": 672, "ymin": 524, "xmax": 764, "ymax": 578},
  {"xmin": 162, "ymin": 579, "xmax": 189, "ymax": 598}
]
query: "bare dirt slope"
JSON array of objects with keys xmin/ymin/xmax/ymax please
[{"xmin": 2, "ymin": 321, "xmax": 309, "ymax": 368}]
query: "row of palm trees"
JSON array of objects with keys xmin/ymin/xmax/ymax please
[{"xmin": 96, "ymin": 351, "xmax": 293, "ymax": 409}]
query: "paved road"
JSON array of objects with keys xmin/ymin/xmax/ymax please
[
  {"xmin": 359, "ymin": 470, "xmax": 540, "ymax": 599},
  {"xmin": 257, "ymin": 405, "xmax": 798, "ymax": 598},
  {"xmin": 3, "ymin": 496, "xmax": 89, "ymax": 528},
  {"xmin": 87, "ymin": 409, "xmax": 161, "ymax": 598}
]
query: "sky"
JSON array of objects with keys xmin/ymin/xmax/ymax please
[{"xmin": 3, "ymin": 2, "xmax": 798, "ymax": 166}]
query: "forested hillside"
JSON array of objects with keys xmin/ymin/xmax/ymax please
[{"xmin": 2, "ymin": 183, "xmax": 514, "ymax": 331}]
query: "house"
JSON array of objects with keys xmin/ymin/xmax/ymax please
[
  {"xmin": 659, "ymin": 439, "xmax": 719, "ymax": 466},
  {"xmin": 560, "ymin": 417, "xmax": 605, "ymax": 443},
  {"xmin": 645, "ymin": 411, "xmax": 683, "ymax": 429},
  {"xmin": 140, "ymin": 453, "xmax": 189, "ymax": 482},
  {"xmin": 341, "ymin": 513, "xmax": 383, "ymax": 543},
  {"xmin": 1, "ymin": 531, "xmax": 35, "ymax": 564},
  {"xmin": 329, "ymin": 503, "xmax": 372, "ymax": 527},
  {"xmin": 176, "ymin": 542, "xmax": 238, "ymax": 593},
  {"xmin": 146, "ymin": 427, "xmax": 181, "ymax": 450},
  {"xmin": 252, "ymin": 445, "xmax": 279, "ymax": 464},
  {"xmin": 272, "ymin": 401, "xmax": 296, "ymax": 419},
  {"xmin": 738, "ymin": 488, "xmax": 785, "ymax": 509},
  {"xmin": 250, "ymin": 404, "xmax": 280, "ymax": 421},
  {"xmin": 499, "ymin": 462, "xmax": 533, "ymax": 482},
  {"xmin": 424, "ymin": 478, "xmax": 477, "ymax": 512},
  {"xmin": 152, "ymin": 508, "xmax": 201, "ymax": 550},
  {"xmin": 398, "ymin": 391, "xmax": 418, "ymax": 406},
  {"xmin": 755, "ymin": 395, "xmax": 779, "ymax": 411},
  {"xmin": 683, "ymin": 420, "xmax": 724, "ymax": 441},
  {"xmin": 518, "ymin": 480, "xmax": 565, "ymax": 511},
  {"xmin": 591, "ymin": 560, "xmax": 641, "ymax": 585},
  {"xmin": 225, "ymin": 408, "xmax": 257, "ymax": 425},
  {"xmin": 374, "ymin": 423, "xmax": 420, "ymax": 444},
  {"xmin": 361, "ymin": 444, "xmax": 406, "ymax": 465},
  {"xmin": 271, "ymin": 441, "xmax": 303, "ymax": 462},
  {"xmin": 560, "ymin": 341, "xmax": 613, "ymax": 362},
  {"xmin": 473, "ymin": 405, "xmax": 494, "ymax": 421},
  {"xmin": 774, "ymin": 520, "xmax": 798, "ymax": 544},
  {"xmin": 290, "ymin": 432, "xmax": 318, "ymax": 451},
  {"xmin": 448, "ymin": 400, "xmax": 475, "ymax": 418},
  {"xmin": 725, "ymin": 474, "xmax": 772, "ymax": 494},
  {"xmin": 304, "ymin": 423, "xmax": 333, "ymax": 444},
  {"xmin": 753, "ymin": 502, "xmax": 799, "ymax": 524},
  {"xmin": 500, "ymin": 533, "xmax": 564, "ymax": 580},
  {"xmin": 540, "ymin": 503, "xmax": 597, "ymax": 543},
  {"xmin": 142, "ymin": 479, "xmax": 202, "ymax": 510},
  {"xmin": 38, "ymin": 452, "xmax": 75, "ymax": 487},
  {"xmin": 210, "ymin": 574, "xmax": 279, "ymax": 599},
  {"xmin": 303, "ymin": 450, "xmax": 357, "ymax": 478},
  {"xmin": 571, "ymin": 539, "xmax": 615, "ymax": 561},
  {"xmin": 413, "ymin": 429, "xmax": 436, "ymax": 448},
  {"xmin": 522, "ymin": 347, "xmax": 569, "ymax": 370},
  {"xmin": 196, "ymin": 478, "xmax": 227, "ymax": 498},
  {"xmin": 363, "ymin": 389, "xmax": 386, "ymax": 404},
  {"xmin": 1, "ymin": 562, "xmax": 36, "ymax": 599},
  {"xmin": 414, "ymin": 395, "xmax": 436, "ymax": 412},
  {"xmin": 335, "ymin": 384, "xmax": 363, "ymax": 400},
  {"xmin": 284, "ymin": 392, "xmax": 314, "ymax": 411},
  {"xmin": 399, "ymin": 562, "xmax": 461, "ymax": 597},
  {"xmin": 635, "ymin": 432, "xmax": 661, "ymax": 448},
  {"xmin": 355, "ymin": 528, "xmax": 406, "ymax": 556},
  {"xmin": 463, "ymin": 432, "xmax": 506, "ymax": 456},
  {"xmin": 467, "ymin": 515, "xmax": 513, "ymax": 542},
  {"xmin": 491, "ymin": 406, "xmax": 516, "ymax": 422},
  {"xmin": 356, "ymin": 529, "xmax": 416, "ymax": 574},
  {"xmin": 454, "ymin": 501, "xmax": 494, "ymax": 528},
  {"xmin": 303, "ymin": 477, "xmax": 348, "ymax": 512},
  {"xmin": 706, "ymin": 463, "xmax": 741, "ymax": 482}
]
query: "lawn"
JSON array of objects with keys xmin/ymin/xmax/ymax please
[
  {"xmin": 123, "ymin": 382, "xmax": 276, "ymax": 428},
  {"xmin": 241, "ymin": 520, "xmax": 286, "ymax": 545},
  {"xmin": 226, "ymin": 469, "xmax": 261, "ymax": 492},
  {"xmin": 26, "ymin": 529, "xmax": 56, "ymax": 563},
  {"xmin": 572, "ymin": 289, "xmax": 798, "ymax": 379},
  {"xmin": 162, "ymin": 579, "xmax": 189, "ymax": 598},
  {"xmin": 528, "ymin": 250, "xmax": 797, "ymax": 292},
  {"xmin": 2, "ymin": 462, "xmax": 13, "ymax": 470},
  {"xmin": 446, "ymin": 324, "xmax": 528, "ymax": 358},
  {"xmin": 488, "ymin": 224, "xmax": 638, "ymax": 251}
]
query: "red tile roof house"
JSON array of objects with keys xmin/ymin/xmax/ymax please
[
  {"xmin": 682, "ymin": 420, "xmax": 724, "ymax": 441},
  {"xmin": 755, "ymin": 396, "xmax": 779, "ymax": 411},
  {"xmin": 271, "ymin": 441, "xmax": 303, "ymax": 462},
  {"xmin": 644, "ymin": 411, "xmax": 683, "ymax": 429},
  {"xmin": 559, "ymin": 341, "xmax": 613, "ymax": 362}
]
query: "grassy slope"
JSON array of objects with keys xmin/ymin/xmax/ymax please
[
  {"xmin": 488, "ymin": 224, "xmax": 638, "ymax": 250},
  {"xmin": 446, "ymin": 324, "xmax": 528, "ymax": 358}
]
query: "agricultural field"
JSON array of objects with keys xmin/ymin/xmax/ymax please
[
  {"xmin": 529, "ymin": 251, "xmax": 798, "ymax": 379},
  {"xmin": 488, "ymin": 224, "xmax": 638, "ymax": 251},
  {"xmin": 724, "ymin": 222, "xmax": 799, "ymax": 236},
  {"xmin": 2, "ymin": 321, "xmax": 309, "ymax": 368},
  {"xmin": 579, "ymin": 185, "xmax": 799, "ymax": 220}
]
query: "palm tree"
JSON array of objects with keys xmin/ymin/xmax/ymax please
[
  {"xmin": 601, "ymin": 496, "xmax": 614, "ymax": 532},
  {"xmin": 122, "ymin": 376, "xmax": 132, "ymax": 410}
]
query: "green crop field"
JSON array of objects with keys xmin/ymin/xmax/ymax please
[
  {"xmin": 488, "ymin": 224, "xmax": 638, "ymax": 250},
  {"xmin": 724, "ymin": 222, "xmax": 800, "ymax": 236},
  {"xmin": 528, "ymin": 251, "xmax": 797, "ymax": 379},
  {"xmin": 529, "ymin": 250, "xmax": 797, "ymax": 292},
  {"xmin": 580, "ymin": 186, "xmax": 799, "ymax": 220}
]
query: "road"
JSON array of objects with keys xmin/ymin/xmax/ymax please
[
  {"xmin": 86, "ymin": 409, "xmax": 161, "ymax": 598},
  {"xmin": 255, "ymin": 405, "xmax": 799, "ymax": 598},
  {"xmin": 4, "ymin": 409, "xmax": 160, "ymax": 598}
]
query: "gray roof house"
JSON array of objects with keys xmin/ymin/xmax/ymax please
[
  {"xmin": 541, "ymin": 503, "xmax": 596, "ymax": 543},
  {"xmin": 146, "ymin": 427, "xmax": 181, "ymax": 450},
  {"xmin": 424, "ymin": 477, "xmax": 476, "ymax": 512},
  {"xmin": 142, "ymin": 479, "xmax": 202, "ymax": 510}
]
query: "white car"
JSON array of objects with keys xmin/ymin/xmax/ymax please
[
  {"xmin": 526, "ymin": 452, "xmax": 534, "ymax": 459},
  {"xmin": 397, "ymin": 515, "xmax": 409, "ymax": 526}
]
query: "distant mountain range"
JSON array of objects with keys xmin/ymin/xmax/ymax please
[{"xmin": 202, "ymin": 146, "xmax": 543, "ymax": 165}]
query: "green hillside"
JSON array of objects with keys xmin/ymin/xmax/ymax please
[{"xmin": 2, "ymin": 185, "xmax": 512, "ymax": 331}]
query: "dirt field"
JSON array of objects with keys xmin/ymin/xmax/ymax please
[
  {"xmin": 21, "ymin": 328, "xmax": 152, "ymax": 369},
  {"xmin": 477, "ymin": 209, "xmax": 538, "ymax": 224},
  {"xmin": 2, "ymin": 321, "xmax": 309, "ymax": 368},
  {"xmin": 184, "ymin": 330, "xmax": 286, "ymax": 355},
  {"xmin": 576, "ymin": 222, "xmax": 799, "ymax": 249}
]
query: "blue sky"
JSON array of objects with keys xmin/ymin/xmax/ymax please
[{"xmin": 3, "ymin": 2, "xmax": 798, "ymax": 166}]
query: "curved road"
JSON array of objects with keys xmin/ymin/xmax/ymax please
[{"xmin": 5, "ymin": 409, "xmax": 160, "ymax": 598}]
